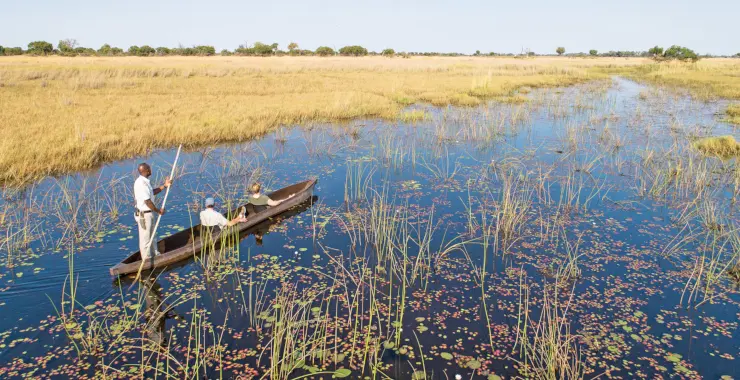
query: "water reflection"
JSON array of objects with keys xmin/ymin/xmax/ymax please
[{"xmin": 141, "ymin": 278, "xmax": 177, "ymax": 348}]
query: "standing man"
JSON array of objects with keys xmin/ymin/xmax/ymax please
[{"xmin": 134, "ymin": 163, "xmax": 172, "ymax": 260}]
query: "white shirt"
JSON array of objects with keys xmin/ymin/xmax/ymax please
[
  {"xmin": 134, "ymin": 175, "xmax": 154, "ymax": 212},
  {"xmin": 200, "ymin": 208, "xmax": 228, "ymax": 229}
]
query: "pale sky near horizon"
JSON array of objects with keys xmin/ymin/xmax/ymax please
[{"xmin": 2, "ymin": 0, "xmax": 738, "ymax": 55}]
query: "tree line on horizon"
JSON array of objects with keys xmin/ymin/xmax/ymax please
[{"xmin": 0, "ymin": 39, "xmax": 738, "ymax": 59}]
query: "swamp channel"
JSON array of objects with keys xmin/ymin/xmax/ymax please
[{"xmin": 0, "ymin": 78, "xmax": 739, "ymax": 379}]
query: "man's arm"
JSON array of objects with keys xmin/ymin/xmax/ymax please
[
  {"xmin": 226, "ymin": 215, "xmax": 247, "ymax": 227},
  {"xmin": 145, "ymin": 199, "xmax": 164, "ymax": 215},
  {"xmin": 153, "ymin": 177, "xmax": 173, "ymax": 196}
]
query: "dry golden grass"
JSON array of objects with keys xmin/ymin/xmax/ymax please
[
  {"xmin": 0, "ymin": 56, "xmax": 643, "ymax": 184},
  {"xmin": 692, "ymin": 135, "xmax": 740, "ymax": 158},
  {"xmin": 601, "ymin": 59, "xmax": 740, "ymax": 124},
  {"xmin": 727, "ymin": 104, "xmax": 740, "ymax": 125},
  {"xmin": 599, "ymin": 59, "xmax": 740, "ymax": 99}
]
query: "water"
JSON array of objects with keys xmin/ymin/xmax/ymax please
[{"xmin": 0, "ymin": 78, "xmax": 738, "ymax": 379}]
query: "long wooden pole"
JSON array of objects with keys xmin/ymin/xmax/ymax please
[{"xmin": 133, "ymin": 145, "xmax": 182, "ymax": 282}]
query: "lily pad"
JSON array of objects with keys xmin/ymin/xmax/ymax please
[
  {"xmin": 333, "ymin": 368, "xmax": 351, "ymax": 378},
  {"xmin": 466, "ymin": 359, "xmax": 481, "ymax": 369}
]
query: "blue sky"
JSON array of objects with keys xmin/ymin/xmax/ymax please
[{"xmin": 3, "ymin": 0, "xmax": 738, "ymax": 55}]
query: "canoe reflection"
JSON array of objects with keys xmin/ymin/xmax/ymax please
[{"xmin": 141, "ymin": 278, "xmax": 178, "ymax": 347}]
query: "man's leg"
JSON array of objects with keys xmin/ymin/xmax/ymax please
[
  {"xmin": 138, "ymin": 213, "xmax": 149, "ymax": 260},
  {"xmin": 145, "ymin": 213, "xmax": 156, "ymax": 258},
  {"xmin": 138, "ymin": 213, "xmax": 153, "ymax": 260}
]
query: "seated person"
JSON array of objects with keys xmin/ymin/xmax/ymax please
[
  {"xmin": 200, "ymin": 197, "xmax": 247, "ymax": 229},
  {"xmin": 248, "ymin": 183, "xmax": 294, "ymax": 207}
]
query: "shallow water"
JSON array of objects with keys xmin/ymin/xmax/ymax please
[{"xmin": 0, "ymin": 78, "xmax": 739, "ymax": 379}]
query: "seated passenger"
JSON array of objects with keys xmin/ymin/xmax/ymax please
[
  {"xmin": 200, "ymin": 197, "xmax": 247, "ymax": 229},
  {"xmin": 248, "ymin": 183, "xmax": 294, "ymax": 207}
]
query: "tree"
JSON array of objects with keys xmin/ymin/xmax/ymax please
[
  {"xmin": 556, "ymin": 47, "xmax": 565, "ymax": 56},
  {"xmin": 27, "ymin": 41, "xmax": 54, "ymax": 55},
  {"xmin": 589, "ymin": 49, "xmax": 598, "ymax": 56},
  {"xmin": 287, "ymin": 42, "xmax": 299, "ymax": 55},
  {"xmin": 98, "ymin": 44, "xmax": 112, "ymax": 56},
  {"xmin": 381, "ymin": 48, "xmax": 395, "ymax": 57},
  {"xmin": 0, "ymin": 46, "xmax": 4, "ymax": 56},
  {"xmin": 194, "ymin": 45, "xmax": 215, "ymax": 56},
  {"xmin": 138, "ymin": 45, "xmax": 155, "ymax": 56},
  {"xmin": 5, "ymin": 47, "xmax": 23, "ymax": 55},
  {"xmin": 663, "ymin": 45, "xmax": 699, "ymax": 61},
  {"xmin": 252, "ymin": 42, "xmax": 276, "ymax": 56},
  {"xmin": 128, "ymin": 46, "xmax": 140, "ymax": 56},
  {"xmin": 110, "ymin": 47, "xmax": 124, "ymax": 56},
  {"xmin": 58, "ymin": 39, "xmax": 78, "ymax": 54},
  {"xmin": 648, "ymin": 46, "xmax": 663, "ymax": 57},
  {"xmin": 315, "ymin": 46, "xmax": 335, "ymax": 56},
  {"xmin": 339, "ymin": 45, "xmax": 368, "ymax": 56},
  {"xmin": 155, "ymin": 47, "xmax": 170, "ymax": 56},
  {"xmin": 220, "ymin": 49, "xmax": 233, "ymax": 56},
  {"xmin": 474, "ymin": 50, "xmax": 481, "ymax": 56},
  {"xmin": 735, "ymin": 53, "xmax": 740, "ymax": 58}
]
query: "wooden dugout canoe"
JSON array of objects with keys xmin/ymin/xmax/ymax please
[{"xmin": 109, "ymin": 179, "xmax": 317, "ymax": 276}]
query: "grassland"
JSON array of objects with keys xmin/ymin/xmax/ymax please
[
  {"xmin": 600, "ymin": 59, "xmax": 740, "ymax": 124},
  {"xmin": 1, "ymin": 56, "xmax": 739, "ymax": 185},
  {"xmin": 0, "ymin": 56, "xmax": 638, "ymax": 184}
]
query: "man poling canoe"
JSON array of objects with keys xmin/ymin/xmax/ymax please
[{"xmin": 133, "ymin": 162, "xmax": 173, "ymax": 260}]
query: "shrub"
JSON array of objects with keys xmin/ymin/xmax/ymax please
[
  {"xmin": 194, "ymin": 45, "xmax": 216, "ymax": 56},
  {"xmin": 0, "ymin": 46, "xmax": 4, "ymax": 56},
  {"xmin": 381, "ymin": 48, "xmax": 395, "ymax": 56},
  {"xmin": 556, "ymin": 47, "xmax": 565, "ymax": 56},
  {"xmin": 287, "ymin": 42, "xmax": 299, "ymax": 55},
  {"xmin": 253, "ymin": 42, "xmax": 277, "ymax": 56},
  {"xmin": 5, "ymin": 47, "xmax": 23, "ymax": 55},
  {"xmin": 110, "ymin": 47, "xmax": 124, "ymax": 56},
  {"xmin": 75, "ymin": 47, "xmax": 96, "ymax": 56},
  {"xmin": 339, "ymin": 45, "xmax": 368, "ymax": 56},
  {"xmin": 220, "ymin": 49, "xmax": 232, "ymax": 56},
  {"xmin": 128, "ymin": 46, "xmax": 140, "ymax": 56},
  {"xmin": 663, "ymin": 45, "xmax": 699, "ymax": 61},
  {"xmin": 98, "ymin": 44, "xmax": 112, "ymax": 56},
  {"xmin": 315, "ymin": 46, "xmax": 335, "ymax": 56},
  {"xmin": 648, "ymin": 46, "xmax": 663, "ymax": 57},
  {"xmin": 27, "ymin": 41, "xmax": 54, "ymax": 55},
  {"xmin": 589, "ymin": 49, "xmax": 598, "ymax": 56},
  {"xmin": 155, "ymin": 47, "xmax": 170, "ymax": 56},
  {"xmin": 138, "ymin": 45, "xmax": 155, "ymax": 56}
]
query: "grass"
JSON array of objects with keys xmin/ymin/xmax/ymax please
[
  {"xmin": 691, "ymin": 135, "xmax": 740, "ymax": 158},
  {"xmin": 599, "ymin": 59, "xmax": 740, "ymax": 100},
  {"xmin": 0, "ymin": 55, "xmax": 630, "ymax": 185},
  {"xmin": 727, "ymin": 104, "xmax": 740, "ymax": 125}
]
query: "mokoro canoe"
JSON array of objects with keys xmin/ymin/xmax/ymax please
[{"xmin": 109, "ymin": 179, "xmax": 317, "ymax": 276}]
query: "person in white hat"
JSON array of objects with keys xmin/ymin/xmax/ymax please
[{"xmin": 199, "ymin": 197, "xmax": 247, "ymax": 229}]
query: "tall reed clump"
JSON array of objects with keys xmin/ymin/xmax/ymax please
[{"xmin": 514, "ymin": 274, "xmax": 585, "ymax": 379}]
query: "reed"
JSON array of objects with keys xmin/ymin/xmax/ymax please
[{"xmin": 514, "ymin": 274, "xmax": 585, "ymax": 380}]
